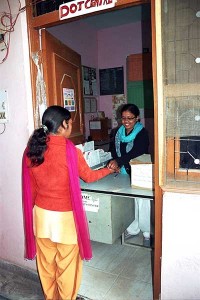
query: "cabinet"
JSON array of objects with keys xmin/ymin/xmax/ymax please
[
  {"xmin": 126, "ymin": 53, "xmax": 154, "ymax": 159},
  {"xmin": 83, "ymin": 192, "xmax": 135, "ymax": 244},
  {"xmin": 127, "ymin": 53, "xmax": 152, "ymax": 81},
  {"xmin": 127, "ymin": 80, "xmax": 154, "ymax": 110},
  {"xmin": 80, "ymin": 173, "xmax": 154, "ymax": 247},
  {"xmin": 89, "ymin": 118, "xmax": 109, "ymax": 141},
  {"xmin": 126, "ymin": 53, "xmax": 153, "ymax": 110}
]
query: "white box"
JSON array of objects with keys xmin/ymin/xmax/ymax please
[{"xmin": 130, "ymin": 154, "xmax": 154, "ymax": 190}]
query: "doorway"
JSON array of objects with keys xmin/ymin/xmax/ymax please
[
  {"xmin": 26, "ymin": 1, "xmax": 161, "ymax": 298},
  {"xmin": 45, "ymin": 5, "xmax": 153, "ymax": 299},
  {"xmin": 46, "ymin": 5, "xmax": 154, "ymax": 157}
]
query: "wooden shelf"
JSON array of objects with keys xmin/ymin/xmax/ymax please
[{"xmin": 89, "ymin": 118, "xmax": 109, "ymax": 141}]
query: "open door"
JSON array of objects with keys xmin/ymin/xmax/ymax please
[
  {"xmin": 26, "ymin": 2, "xmax": 161, "ymax": 298},
  {"xmin": 41, "ymin": 29, "xmax": 85, "ymax": 144}
]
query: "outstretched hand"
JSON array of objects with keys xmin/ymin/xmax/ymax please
[{"xmin": 107, "ymin": 160, "xmax": 120, "ymax": 173}]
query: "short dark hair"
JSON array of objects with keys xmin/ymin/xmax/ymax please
[{"xmin": 121, "ymin": 104, "xmax": 140, "ymax": 117}]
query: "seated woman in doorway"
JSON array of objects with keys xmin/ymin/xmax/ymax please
[
  {"xmin": 107, "ymin": 103, "xmax": 150, "ymax": 240},
  {"xmin": 22, "ymin": 105, "xmax": 116, "ymax": 300}
]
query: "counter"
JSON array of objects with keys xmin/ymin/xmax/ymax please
[{"xmin": 80, "ymin": 173, "xmax": 154, "ymax": 245}]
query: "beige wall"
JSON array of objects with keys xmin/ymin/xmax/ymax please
[
  {"xmin": 156, "ymin": 0, "xmax": 200, "ymax": 298},
  {"xmin": 0, "ymin": 0, "xmax": 35, "ymax": 270},
  {"xmin": 162, "ymin": 192, "xmax": 200, "ymax": 299}
]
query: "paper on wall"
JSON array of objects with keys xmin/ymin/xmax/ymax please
[{"xmin": 82, "ymin": 193, "xmax": 99, "ymax": 212}]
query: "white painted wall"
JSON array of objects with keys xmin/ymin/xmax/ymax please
[
  {"xmin": 0, "ymin": 0, "xmax": 35, "ymax": 270},
  {"xmin": 161, "ymin": 192, "xmax": 200, "ymax": 299}
]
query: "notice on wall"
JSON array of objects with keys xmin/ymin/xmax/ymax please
[
  {"xmin": 112, "ymin": 94, "xmax": 126, "ymax": 128},
  {"xmin": 84, "ymin": 97, "xmax": 97, "ymax": 113},
  {"xmin": 90, "ymin": 97, "xmax": 97, "ymax": 112},
  {"xmin": 63, "ymin": 88, "xmax": 75, "ymax": 111},
  {"xmin": 82, "ymin": 193, "xmax": 99, "ymax": 212},
  {"xmin": 0, "ymin": 90, "xmax": 8, "ymax": 123},
  {"xmin": 83, "ymin": 66, "xmax": 97, "ymax": 96},
  {"xmin": 99, "ymin": 66, "xmax": 124, "ymax": 95}
]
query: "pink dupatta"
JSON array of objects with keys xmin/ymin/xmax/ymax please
[
  {"xmin": 22, "ymin": 139, "xmax": 92, "ymax": 261},
  {"xmin": 22, "ymin": 149, "xmax": 36, "ymax": 260},
  {"xmin": 66, "ymin": 139, "xmax": 92, "ymax": 260}
]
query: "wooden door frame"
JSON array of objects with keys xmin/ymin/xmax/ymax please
[
  {"xmin": 25, "ymin": 1, "xmax": 162, "ymax": 299},
  {"xmin": 150, "ymin": 1, "xmax": 162, "ymax": 298}
]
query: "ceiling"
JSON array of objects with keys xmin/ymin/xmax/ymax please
[{"xmin": 81, "ymin": 4, "xmax": 151, "ymax": 29}]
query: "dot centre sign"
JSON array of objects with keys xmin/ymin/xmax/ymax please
[{"xmin": 59, "ymin": 0, "xmax": 116, "ymax": 21}]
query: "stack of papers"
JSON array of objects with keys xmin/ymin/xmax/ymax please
[
  {"xmin": 76, "ymin": 141, "xmax": 111, "ymax": 168},
  {"xmin": 76, "ymin": 141, "xmax": 94, "ymax": 153},
  {"xmin": 84, "ymin": 149, "xmax": 101, "ymax": 167}
]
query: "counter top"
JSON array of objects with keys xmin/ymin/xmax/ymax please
[{"xmin": 80, "ymin": 173, "xmax": 154, "ymax": 198}]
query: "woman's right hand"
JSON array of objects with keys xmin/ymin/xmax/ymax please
[
  {"xmin": 107, "ymin": 160, "xmax": 119, "ymax": 172},
  {"xmin": 107, "ymin": 166, "xmax": 115, "ymax": 173}
]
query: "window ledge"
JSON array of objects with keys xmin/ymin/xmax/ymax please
[{"xmin": 161, "ymin": 184, "xmax": 200, "ymax": 195}]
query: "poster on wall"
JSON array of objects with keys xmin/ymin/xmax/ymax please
[
  {"xmin": 63, "ymin": 88, "xmax": 75, "ymax": 111},
  {"xmin": 112, "ymin": 94, "xmax": 126, "ymax": 128},
  {"xmin": 90, "ymin": 97, "xmax": 97, "ymax": 112},
  {"xmin": 84, "ymin": 97, "xmax": 97, "ymax": 113},
  {"xmin": 84, "ymin": 97, "xmax": 91, "ymax": 113},
  {"xmin": 99, "ymin": 66, "xmax": 124, "ymax": 95},
  {"xmin": 83, "ymin": 66, "xmax": 97, "ymax": 96}
]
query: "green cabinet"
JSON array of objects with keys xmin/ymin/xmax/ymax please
[{"xmin": 127, "ymin": 80, "xmax": 154, "ymax": 110}]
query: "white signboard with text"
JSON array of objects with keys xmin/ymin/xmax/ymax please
[
  {"xmin": 59, "ymin": 0, "xmax": 116, "ymax": 21},
  {"xmin": 82, "ymin": 193, "xmax": 99, "ymax": 212}
]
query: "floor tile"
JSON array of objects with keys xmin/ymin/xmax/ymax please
[
  {"xmin": 119, "ymin": 247, "xmax": 153, "ymax": 283},
  {"xmin": 79, "ymin": 266, "xmax": 118, "ymax": 299},
  {"xmin": 103, "ymin": 276, "xmax": 153, "ymax": 300},
  {"xmin": 81, "ymin": 242, "xmax": 153, "ymax": 300},
  {"xmin": 84, "ymin": 241, "xmax": 137, "ymax": 275}
]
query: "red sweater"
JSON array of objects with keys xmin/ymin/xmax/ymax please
[{"xmin": 27, "ymin": 136, "xmax": 111, "ymax": 211}]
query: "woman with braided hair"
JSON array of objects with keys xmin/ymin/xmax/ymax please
[{"xmin": 22, "ymin": 105, "xmax": 116, "ymax": 300}]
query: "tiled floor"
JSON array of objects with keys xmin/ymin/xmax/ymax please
[
  {"xmin": 0, "ymin": 239, "xmax": 153, "ymax": 300},
  {"xmin": 80, "ymin": 240, "xmax": 153, "ymax": 300}
]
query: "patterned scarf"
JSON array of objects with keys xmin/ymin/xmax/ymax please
[{"xmin": 115, "ymin": 122, "xmax": 143, "ymax": 174}]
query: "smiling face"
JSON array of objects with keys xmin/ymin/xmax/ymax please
[{"xmin": 121, "ymin": 110, "xmax": 139, "ymax": 134}]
